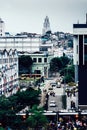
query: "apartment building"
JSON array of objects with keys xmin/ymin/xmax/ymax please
[{"xmin": 0, "ymin": 49, "xmax": 19, "ymax": 97}]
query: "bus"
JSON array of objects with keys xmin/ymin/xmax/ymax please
[{"xmin": 20, "ymin": 74, "xmax": 41, "ymax": 80}]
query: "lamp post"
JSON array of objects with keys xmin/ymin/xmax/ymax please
[
  {"xmin": 56, "ymin": 107, "xmax": 59, "ymax": 129},
  {"xmin": 63, "ymin": 69, "xmax": 66, "ymax": 95}
]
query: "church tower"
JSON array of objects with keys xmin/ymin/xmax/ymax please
[{"xmin": 42, "ymin": 16, "xmax": 51, "ymax": 35}]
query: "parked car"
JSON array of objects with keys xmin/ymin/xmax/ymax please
[
  {"xmin": 48, "ymin": 87, "xmax": 53, "ymax": 92},
  {"xmin": 56, "ymin": 82, "xmax": 61, "ymax": 88},
  {"xmin": 50, "ymin": 100, "xmax": 56, "ymax": 104},
  {"xmin": 49, "ymin": 101, "xmax": 56, "ymax": 107},
  {"xmin": 50, "ymin": 82, "xmax": 57, "ymax": 87}
]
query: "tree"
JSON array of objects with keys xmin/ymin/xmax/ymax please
[
  {"xmin": 50, "ymin": 57, "xmax": 63, "ymax": 74},
  {"xmin": 26, "ymin": 105, "xmax": 48, "ymax": 130},
  {"xmin": 0, "ymin": 87, "xmax": 41, "ymax": 129},
  {"xmin": 49, "ymin": 56, "xmax": 71, "ymax": 76},
  {"xmin": 60, "ymin": 65, "xmax": 75, "ymax": 83},
  {"xmin": 19, "ymin": 55, "xmax": 33, "ymax": 75},
  {"xmin": 60, "ymin": 55, "xmax": 70, "ymax": 68},
  {"xmin": 0, "ymin": 127, "xmax": 4, "ymax": 130}
]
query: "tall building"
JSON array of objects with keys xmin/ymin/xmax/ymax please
[
  {"xmin": 73, "ymin": 14, "xmax": 87, "ymax": 109},
  {"xmin": 42, "ymin": 16, "xmax": 51, "ymax": 35},
  {"xmin": 0, "ymin": 18, "xmax": 5, "ymax": 36},
  {"xmin": 0, "ymin": 49, "xmax": 19, "ymax": 97}
]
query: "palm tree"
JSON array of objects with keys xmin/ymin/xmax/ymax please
[{"xmin": 26, "ymin": 105, "xmax": 48, "ymax": 130}]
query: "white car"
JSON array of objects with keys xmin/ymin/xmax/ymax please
[
  {"xmin": 50, "ymin": 100, "xmax": 56, "ymax": 104},
  {"xmin": 49, "ymin": 101, "xmax": 56, "ymax": 107}
]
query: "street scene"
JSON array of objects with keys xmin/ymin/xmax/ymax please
[
  {"xmin": 0, "ymin": 0, "xmax": 87, "ymax": 129},
  {"xmin": 39, "ymin": 75, "xmax": 78, "ymax": 111}
]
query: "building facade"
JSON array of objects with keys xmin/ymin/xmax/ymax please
[
  {"xmin": 19, "ymin": 51, "xmax": 53, "ymax": 78},
  {"xmin": 0, "ymin": 36, "xmax": 41, "ymax": 52},
  {"xmin": 0, "ymin": 49, "xmax": 19, "ymax": 97},
  {"xmin": 73, "ymin": 16, "xmax": 87, "ymax": 109}
]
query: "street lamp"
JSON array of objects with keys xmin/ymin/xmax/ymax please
[
  {"xmin": 63, "ymin": 69, "xmax": 66, "ymax": 95},
  {"xmin": 56, "ymin": 107, "xmax": 59, "ymax": 129}
]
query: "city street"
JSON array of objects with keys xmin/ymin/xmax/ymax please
[
  {"xmin": 48, "ymin": 94, "xmax": 62, "ymax": 111},
  {"xmin": 40, "ymin": 77, "xmax": 64, "ymax": 111},
  {"xmin": 40, "ymin": 76, "xmax": 78, "ymax": 112}
]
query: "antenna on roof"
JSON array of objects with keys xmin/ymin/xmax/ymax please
[
  {"xmin": 86, "ymin": 13, "xmax": 87, "ymax": 24},
  {"xmin": 77, "ymin": 20, "xmax": 79, "ymax": 24}
]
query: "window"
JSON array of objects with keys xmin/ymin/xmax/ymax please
[
  {"xmin": 76, "ymin": 45, "xmax": 78, "ymax": 54},
  {"xmin": 44, "ymin": 58, "xmax": 47, "ymax": 63},
  {"xmin": 38, "ymin": 58, "xmax": 42, "ymax": 62},
  {"xmin": 84, "ymin": 45, "xmax": 87, "ymax": 65},
  {"xmin": 84, "ymin": 35, "xmax": 87, "ymax": 43},
  {"xmin": 33, "ymin": 58, "xmax": 37, "ymax": 62}
]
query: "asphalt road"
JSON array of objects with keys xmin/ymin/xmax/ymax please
[
  {"xmin": 48, "ymin": 87, "xmax": 64, "ymax": 112},
  {"xmin": 40, "ymin": 77, "xmax": 64, "ymax": 111},
  {"xmin": 48, "ymin": 94, "xmax": 62, "ymax": 111}
]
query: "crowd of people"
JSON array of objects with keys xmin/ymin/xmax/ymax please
[
  {"xmin": 47, "ymin": 115, "xmax": 87, "ymax": 130},
  {"xmin": 57, "ymin": 118, "xmax": 87, "ymax": 130}
]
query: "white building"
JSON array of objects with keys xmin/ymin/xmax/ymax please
[
  {"xmin": 0, "ymin": 49, "xmax": 19, "ymax": 97},
  {"xmin": 0, "ymin": 36, "xmax": 54, "ymax": 54},
  {"xmin": 0, "ymin": 36, "xmax": 42, "ymax": 52}
]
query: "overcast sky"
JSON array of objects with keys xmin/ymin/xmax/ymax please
[{"xmin": 0, "ymin": 0, "xmax": 87, "ymax": 34}]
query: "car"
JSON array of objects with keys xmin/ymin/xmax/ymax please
[
  {"xmin": 50, "ymin": 100, "xmax": 56, "ymax": 104},
  {"xmin": 48, "ymin": 87, "xmax": 53, "ymax": 92},
  {"xmin": 50, "ymin": 82, "xmax": 57, "ymax": 87},
  {"xmin": 49, "ymin": 101, "xmax": 56, "ymax": 107},
  {"xmin": 56, "ymin": 82, "xmax": 61, "ymax": 88},
  {"xmin": 49, "ymin": 103, "xmax": 56, "ymax": 107}
]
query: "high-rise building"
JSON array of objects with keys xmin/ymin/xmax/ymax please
[
  {"xmin": 0, "ymin": 18, "xmax": 5, "ymax": 36},
  {"xmin": 73, "ymin": 14, "xmax": 87, "ymax": 109},
  {"xmin": 0, "ymin": 49, "xmax": 19, "ymax": 97},
  {"xmin": 42, "ymin": 16, "xmax": 51, "ymax": 35}
]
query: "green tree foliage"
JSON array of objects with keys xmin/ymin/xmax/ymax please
[
  {"xmin": 19, "ymin": 55, "xmax": 33, "ymax": 75},
  {"xmin": 50, "ymin": 55, "xmax": 70, "ymax": 73},
  {"xmin": 0, "ymin": 88, "xmax": 41, "ymax": 129},
  {"xmin": 26, "ymin": 105, "xmax": 48, "ymax": 129},
  {"xmin": 60, "ymin": 55, "xmax": 70, "ymax": 68},
  {"xmin": 50, "ymin": 55, "xmax": 74, "ymax": 83},
  {"xmin": 60, "ymin": 65, "xmax": 75, "ymax": 83},
  {"xmin": 50, "ymin": 57, "xmax": 63, "ymax": 73},
  {"xmin": 0, "ymin": 127, "xmax": 4, "ymax": 130}
]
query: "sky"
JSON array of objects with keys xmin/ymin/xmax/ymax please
[{"xmin": 0, "ymin": 0, "xmax": 87, "ymax": 34}]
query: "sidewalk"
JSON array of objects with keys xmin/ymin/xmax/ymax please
[
  {"xmin": 67, "ymin": 92, "xmax": 78, "ymax": 110},
  {"xmin": 39, "ymin": 80, "xmax": 50, "ymax": 107}
]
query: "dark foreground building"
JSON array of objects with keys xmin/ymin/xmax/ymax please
[{"xmin": 73, "ymin": 14, "xmax": 87, "ymax": 109}]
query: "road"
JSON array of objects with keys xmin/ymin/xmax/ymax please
[
  {"xmin": 48, "ymin": 94, "xmax": 62, "ymax": 111},
  {"xmin": 48, "ymin": 86, "xmax": 64, "ymax": 111},
  {"xmin": 40, "ymin": 77, "xmax": 64, "ymax": 111}
]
